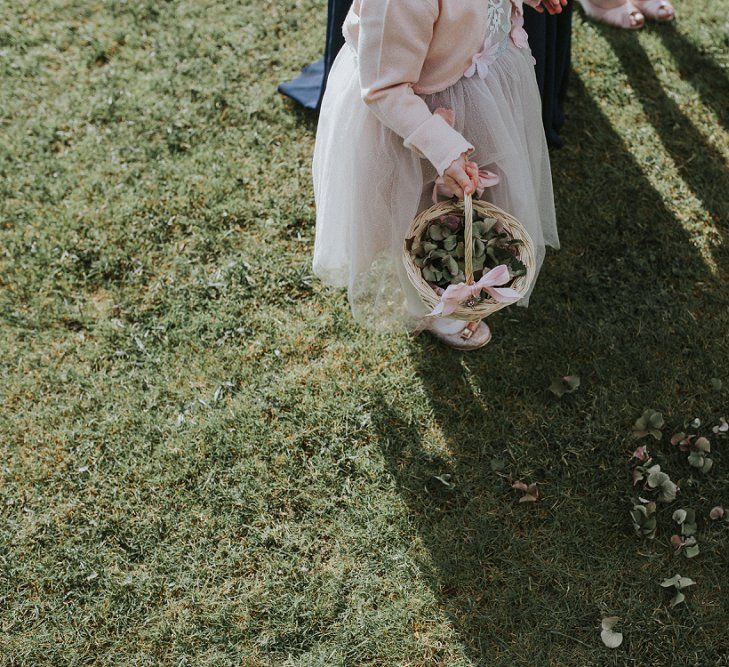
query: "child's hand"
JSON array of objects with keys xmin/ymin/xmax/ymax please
[
  {"xmin": 528, "ymin": 0, "xmax": 567, "ymax": 14},
  {"xmin": 443, "ymin": 154, "xmax": 480, "ymax": 199}
]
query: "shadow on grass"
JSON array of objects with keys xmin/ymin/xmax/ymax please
[
  {"xmin": 370, "ymin": 70, "xmax": 729, "ymax": 664},
  {"xmin": 600, "ymin": 25, "xmax": 729, "ymax": 229},
  {"xmin": 654, "ymin": 22, "xmax": 729, "ymax": 132}
]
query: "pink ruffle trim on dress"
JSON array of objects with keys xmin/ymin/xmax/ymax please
[{"xmin": 464, "ymin": 0, "xmax": 535, "ymax": 81}]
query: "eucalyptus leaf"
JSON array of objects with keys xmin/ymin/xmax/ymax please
[
  {"xmin": 670, "ymin": 591, "xmax": 686, "ymax": 607},
  {"xmin": 661, "ymin": 575, "xmax": 681, "ymax": 588},
  {"xmin": 684, "ymin": 544, "xmax": 700, "ymax": 559},
  {"xmin": 600, "ymin": 617, "xmax": 623, "ymax": 649},
  {"xmin": 672, "ymin": 509, "xmax": 687, "ymax": 524}
]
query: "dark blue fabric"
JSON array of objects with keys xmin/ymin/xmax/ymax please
[
  {"xmin": 280, "ymin": 0, "xmax": 572, "ymax": 147},
  {"xmin": 523, "ymin": 2, "xmax": 573, "ymax": 148},
  {"xmin": 278, "ymin": 0, "xmax": 354, "ymax": 110},
  {"xmin": 278, "ymin": 58, "xmax": 326, "ymax": 110}
]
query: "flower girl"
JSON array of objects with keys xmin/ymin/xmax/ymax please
[{"xmin": 313, "ymin": 0, "xmax": 562, "ymax": 349}]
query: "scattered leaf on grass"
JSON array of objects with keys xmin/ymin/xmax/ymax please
[
  {"xmin": 631, "ymin": 502, "xmax": 657, "ymax": 539},
  {"xmin": 512, "ymin": 480, "xmax": 539, "ymax": 503},
  {"xmin": 432, "ymin": 474, "xmax": 454, "ymax": 489},
  {"xmin": 710, "ymin": 378, "xmax": 722, "ymax": 391},
  {"xmin": 684, "ymin": 542, "xmax": 700, "ymax": 558},
  {"xmin": 549, "ymin": 375, "xmax": 580, "ymax": 398},
  {"xmin": 672, "ymin": 509, "xmax": 687, "ymax": 524},
  {"xmin": 661, "ymin": 574, "xmax": 696, "ymax": 607},
  {"xmin": 633, "ymin": 409, "xmax": 664, "ymax": 440},
  {"xmin": 645, "ymin": 465, "xmax": 678, "ymax": 503},
  {"xmin": 631, "ymin": 445, "xmax": 648, "ymax": 461},
  {"xmin": 600, "ymin": 617, "xmax": 623, "ymax": 649},
  {"xmin": 490, "ymin": 457, "xmax": 507, "ymax": 473},
  {"xmin": 670, "ymin": 591, "xmax": 686, "ymax": 607},
  {"xmin": 712, "ymin": 418, "xmax": 728, "ymax": 434}
]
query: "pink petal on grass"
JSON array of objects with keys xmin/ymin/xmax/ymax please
[
  {"xmin": 670, "ymin": 535, "xmax": 684, "ymax": 550},
  {"xmin": 710, "ymin": 506, "xmax": 725, "ymax": 520},
  {"xmin": 632, "ymin": 446, "xmax": 648, "ymax": 461},
  {"xmin": 713, "ymin": 418, "xmax": 729, "ymax": 434},
  {"xmin": 513, "ymin": 481, "xmax": 539, "ymax": 502}
]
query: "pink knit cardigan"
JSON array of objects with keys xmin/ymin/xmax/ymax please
[{"xmin": 343, "ymin": 0, "xmax": 538, "ymax": 175}]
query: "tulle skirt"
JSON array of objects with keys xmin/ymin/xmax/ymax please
[{"xmin": 312, "ymin": 40, "xmax": 559, "ymax": 332}]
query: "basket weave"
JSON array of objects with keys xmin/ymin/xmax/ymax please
[{"xmin": 402, "ymin": 193, "xmax": 536, "ymax": 322}]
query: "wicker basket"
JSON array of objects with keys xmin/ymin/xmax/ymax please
[{"xmin": 402, "ymin": 193, "xmax": 536, "ymax": 322}]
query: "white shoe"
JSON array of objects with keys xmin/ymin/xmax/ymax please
[{"xmin": 415, "ymin": 319, "xmax": 493, "ymax": 351}]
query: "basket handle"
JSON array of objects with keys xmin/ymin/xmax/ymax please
[{"xmin": 463, "ymin": 193, "xmax": 474, "ymax": 285}]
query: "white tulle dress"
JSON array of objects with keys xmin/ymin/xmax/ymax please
[{"xmin": 312, "ymin": 0, "xmax": 560, "ymax": 331}]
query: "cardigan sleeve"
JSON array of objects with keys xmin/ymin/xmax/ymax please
[{"xmin": 356, "ymin": 0, "xmax": 474, "ymax": 176}]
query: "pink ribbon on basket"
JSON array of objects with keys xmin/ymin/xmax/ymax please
[
  {"xmin": 432, "ymin": 168, "xmax": 500, "ymax": 204},
  {"xmin": 430, "ymin": 264, "xmax": 522, "ymax": 317}
]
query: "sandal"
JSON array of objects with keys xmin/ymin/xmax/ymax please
[
  {"xmin": 416, "ymin": 320, "xmax": 493, "ymax": 351},
  {"xmin": 632, "ymin": 0, "xmax": 675, "ymax": 21},
  {"xmin": 578, "ymin": 0, "xmax": 645, "ymax": 29}
]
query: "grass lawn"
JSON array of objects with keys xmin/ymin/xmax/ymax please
[{"xmin": 2, "ymin": 0, "xmax": 729, "ymax": 664}]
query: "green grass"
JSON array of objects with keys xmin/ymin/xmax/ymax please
[{"xmin": 1, "ymin": 0, "xmax": 729, "ymax": 664}]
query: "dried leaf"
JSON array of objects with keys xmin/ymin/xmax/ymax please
[
  {"xmin": 712, "ymin": 418, "xmax": 728, "ymax": 434},
  {"xmin": 600, "ymin": 617, "xmax": 623, "ymax": 649},
  {"xmin": 512, "ymin": 480, "xmax": 539, "ymax": 502},
  {"xmin": 631, "ymin": 445, "xmax": 648, "ymax": 461},
  {"xmin": 549, "ymin": 375, "xmax": 581, "ymax": 398},
  {"xmin": 684, "ymin": 544, "xmax": 700, "ymax": 559},
  {"xmin": 670, "ymin": 591, "xmax": 686, "ymax": 607},
  {"xmin": 433, "ymin": 474, "xmax": 455, "ymax": 489}
]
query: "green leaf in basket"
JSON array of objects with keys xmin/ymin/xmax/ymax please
[
  {"xmin": 455, "ymin": 241, "xmax": 465, "ymax": 259},
  {"xmin": 423, "ymin": 241, "xmax": 438, "ymax": 253},
  {"xmin": 431, "ymin": 249, "xmax": 448, "ymax": 260},
  {"xmin": 450, "ymin": 272, "xmax": 466, "ymax": 284},
  {"xmin": 445, "ymin": 256, "xmax": 459, "ymax": 276},
  {"xmin": 428, "ymin": 225, "xmax": 445, "ymax": 241},
  {"xmin": 509, "ymin": 258, "xmax": 527, "ymax": 277},
  {"xmin": 414, "ymin": 257, "xmax": 425, "ymax": 267},
  {"xmin": 422, "ymin": 267, "xmax": 436, "ymax": 282},
  {"xmin": 473, "ymin": 238, "xmax": 485, "ymax": 257},
  {"xmin": 444, "ymin": 235, "xmax": 458, "ymax": 251},
  {"xmin": 434, "ymin": 269, "xmax": 443, "ymax": 282},
  {"xmin": 473, "ymin": 255, "xmax": 485, "ymax": 271}
]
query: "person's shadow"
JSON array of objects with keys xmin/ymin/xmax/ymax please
[{"xmin": 370, "ymin": 61, "xmax": 729, "ymax": 663}]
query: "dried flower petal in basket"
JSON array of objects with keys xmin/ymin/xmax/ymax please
[{"xmin": 431, "ymin": 265, "xmax": 521, "ymax": 316}]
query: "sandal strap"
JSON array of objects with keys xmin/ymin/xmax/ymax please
[{"xmin": 459, "ymin": 321, "xmax": 481, "ymax": 340}]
